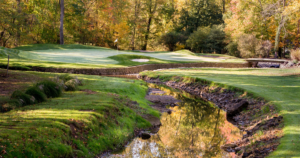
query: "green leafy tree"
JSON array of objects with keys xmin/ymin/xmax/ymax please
[
  {"xmin": 225, "ymin": 41, "xmax": 240, "ymax": 57},
  {"xmin": 160, "ymin": 32, "xmax": 186, "ymax": 51},
  {"xmin": 175, "ymin": 0, "xmax": 223, "ymax": 36},
  {"xmin": 187, "ymin": 25, "xmax": 225, "ymax": 53}
]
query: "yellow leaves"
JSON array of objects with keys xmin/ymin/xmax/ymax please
[
  {"xmin": 112, "ymin": 21, "xmax": 130, "ymax": 40},
  {"xmin": 283, "ymin": 0, "xmax": 300, "ymax": 17}
]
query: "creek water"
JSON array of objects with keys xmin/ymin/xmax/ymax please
[{"xmin": 103, "ymin": 78, "xmax": 242, "ymax": 158}]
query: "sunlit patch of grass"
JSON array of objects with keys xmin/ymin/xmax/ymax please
[{"xmin": 140, "ymin": 68, "xmax": 300, "ymax": 157}]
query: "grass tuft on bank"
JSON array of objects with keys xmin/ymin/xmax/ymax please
[
  {"xmin": 0, "ymin": 69, "xmax": 158, "ymax": 158},
  {"xmin": 140, "ymin": 68, "xmax": 300, "ymax": 157}
]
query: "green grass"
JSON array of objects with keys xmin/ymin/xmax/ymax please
[
  {"xmin": 108, "ymin": 54, "xmax": 174, "ymax": 66},
  {"xmin": 140, "ymin": 68, "xmax": 300, "ymax": 157},
  {"xmin": 13, "ymin": 44, "xmax": 107, "ymax": 51},
  {"xmin": 0, "ymin": 44, "xmax": 245, "ymax": 69},
  {"xmin": 196, "ymin": 53, "xmax": 239, "ymax": 59},
  {"xmin": 0, "ymin": 69, "xmax": 159, "ymax": 158}
]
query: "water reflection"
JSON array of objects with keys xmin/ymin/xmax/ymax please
[{"xmin": 107, "ymin": 84, "xmax": 241, "ymax": 158}]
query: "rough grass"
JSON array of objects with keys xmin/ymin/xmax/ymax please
[
  {"xmin": 0, "ymin": 69, "xmax": 159, "ymax": 157},
  {"xmin": 0, "ymin": 44, "xmax": 245, "ymax": 69},
  {"xmin": 140, "ymin": 68, "xmax": 300, "ymax": 157}
]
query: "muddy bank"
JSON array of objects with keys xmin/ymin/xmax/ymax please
[{"xmin": 139, "ymin": 75, "xmax": 283, "ymax": 158}]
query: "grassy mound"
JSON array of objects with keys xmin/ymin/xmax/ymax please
[
  {"xmin": 0, "ymin": 98, "xmax": 22, "ymax": 112},
  {"xmin": 36, "ymin": 80, "xmax": 62, "ymax": 98},
  {"xmin": 11, "ymin": 90, "xmax": 34, "ymax": 106},
  {"xmin": 25, "ymin": 87, "xmax": 47, "ymax": 103}
]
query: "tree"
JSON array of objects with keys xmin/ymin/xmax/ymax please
[
  {"xmin": 160, "ymin": 32, "xmax": 186, "ymax": 51},
  {"xmin": 60, "ymin": 0, "xmax": 64, "ymax": 45},
  {"xmin": 186, "ymin": 25, "xmax": 225, "ymax": 53},
  {"xmin": 175, "ymin": 0, "xmax": 223, "ymax": 36},
  {"xmin": 142, "ymin": 0, "xmax": 159, "ymax": 50}
]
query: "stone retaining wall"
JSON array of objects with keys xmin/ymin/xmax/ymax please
[{"xmin": 30, "ymin": 62, "xmax": 249, "ymax": 75}]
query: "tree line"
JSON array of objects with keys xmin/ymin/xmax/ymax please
[{"xmin": 0, "ymin": 0, "xmax": 299, "ymax": 58}]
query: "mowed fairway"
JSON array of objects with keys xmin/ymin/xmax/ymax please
[
  {"xmin": 19, "ymin": 49, "xmax": 228, "ymax": 64},
  {"xmin": 140, "ymin": 68, "xmax": 300, "ymax": 157},
  {"xmin": 1, "ymin": 44, "xmax": 244, "ymax": 69}
]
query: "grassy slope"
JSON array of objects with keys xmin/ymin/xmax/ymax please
[
  {"xmin": 0, "ymin": 44, "xmax": 245, "ymax": 69},
  {"xmin": 140, "ymin": 68, "xmax": 300, "ymax": 157},
  {"xmin": 0, "ymin": 69, "xmax": 159, "ymax": 158}
]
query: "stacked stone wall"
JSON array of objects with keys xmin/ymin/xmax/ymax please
[{"xmin": 29, "ymin": 62, "xmax": 249, "ymax": 75}]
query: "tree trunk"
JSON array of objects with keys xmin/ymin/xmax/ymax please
[
  {"xmin": 131, "ymin": 0, "xmax": 140, "ymax": 50},
  {"xmin": 16, "ymin": 0, "xmax": 21, "ymax": 46},
  {"xmin": 6, "ymin": 55, "xmax": 9, "ymax": 77},
  {"xmin": 274, "ymin": 0, "xmax": 285, "ymax": 58},
  {"xmin": 142, "ymin": 0, "xmax": 158, "ymax": 50},
  {"xmin": 274, "ymin": 25, "xmax": 282, "ymax": 58},
  {"xmin": 222, "ymin": 0, "xmax": 225, "ymax": 13},
  {"xmin": 142, "ymin": 17, "xmax": 152, "ymax": 50},
  {"xmin": 297, "ymin": 19, "xmax": 300, "ymax": 48},
  {"xmin": 60, "ymin": 0, "xmax": 64, "ymax": 45}
]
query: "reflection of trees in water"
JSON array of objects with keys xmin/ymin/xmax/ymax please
[
  {"xmin": 112, "ymin": 84, "xmax": 237, "ymax": 158},
  {"xmin": 159, "ymin": 95, "xmax": 226, "ymax": 158}
]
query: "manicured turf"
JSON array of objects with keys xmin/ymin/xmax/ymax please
[
  {"xmin": 0, "ymin": 69, "xmax": 159, "ymax": 158},
  {"xmin": 0, "ymin": 44, "xmax": 245, "ymax": 69},
  {"xmin": 140, "ymin": 68, "xmax": 300, "ymax": 157}
]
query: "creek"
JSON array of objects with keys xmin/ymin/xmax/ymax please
[{"xmin": 102, "ymin": 80, "xmax": 243, "ymax": 158}]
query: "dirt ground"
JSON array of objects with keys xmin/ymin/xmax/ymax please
[{"xmin": 0, "ymin": 69, "xmax": 44, "ymax": 96}]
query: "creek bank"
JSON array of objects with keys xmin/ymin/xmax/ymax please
[{"xmin": 139, "ymin": 75, "xmax": 283, "ymax": 158}]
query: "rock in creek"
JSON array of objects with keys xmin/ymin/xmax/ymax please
[
  {"xmin": 221, "ymin": 143, "xmax": 238, "ymax": 152},
  {"xmin": 227, "ymin": 101, "xmax": 249, "ymax": 118},
  {"xmin": 140, "ymin": 132, "xmax": 151, "ymax": 140}
]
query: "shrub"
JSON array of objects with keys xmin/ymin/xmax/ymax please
[
  {"xmin": 225, "ymin": 42, "xmax": 240, "ymax": 57},
  {"xmin": 175, "ymin": 43, "xmax": 185, "ymax": 51},
  {"xmin": 237, "ymin": 35, "xmax": 271, "ymax": 58},
  {"xmin": 36, "ymin": 80, "xmax": 62, "ymax": 98},
  {"xmin": 237, "ymin": 34, "xmax": 259, "ymax": 58},
  {"xmin": 256, "ymin": 40, "xmax": 272, "ymax": 58},
  {"xmin": 0, "ymin": 98, "xmax": 22, "ymax": 112},
  {"xmin": 65, "ymin": 79, "xmax": 78, "ymax": 91},
  {"xmin": 25, "ymin": 87, "xmax": 47, "ymax": 103},
  {"xmin": 160, "ymin": 32, "xmax": 187, "ymax": 51},
  {"xmin": 290, "ymin": 49, "xmax": 300, "ymax": 61},
  {"xmin": 187, "ymin": 25, "xmax": 226, "ymax": 53},
  {"xmin": 58, "ymin": 74, "xmax": 74, "ymax": 83},
  {"xmin": 11, "ymin": 90, "xmax": 34, "ymax": 106}
]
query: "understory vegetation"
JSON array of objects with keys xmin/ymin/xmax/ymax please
[{"xmin": 0, "ymin": 69, "xmax": 158, "ymax": 157}]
